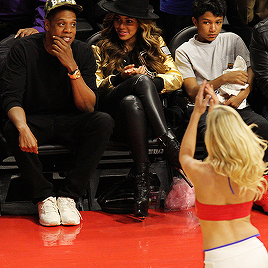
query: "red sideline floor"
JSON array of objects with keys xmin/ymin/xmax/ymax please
[{"xmin": 0, "ymin": 208, "xmax": 268, "ymax": 268}]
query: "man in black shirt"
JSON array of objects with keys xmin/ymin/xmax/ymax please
[{"xmin": 1, "ymin": 0, "xmax": 114, "ymax": 226}]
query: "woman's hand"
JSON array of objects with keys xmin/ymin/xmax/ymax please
[
  {"xmin": 121, "ymin": 64, "xmax": 136, "ymax": 79},
  {"xmin": 135, "ymin": 65, "xmax": 146, "ymax": 74},
  {"xmin": 206, "ymin": 82, "xmax": 219, "ymax": 113},
  {"xmin": 121, "ymin": 65, "xmax": 147, "ymax": 79},
  {"xmin": 194, "ymin": 80, "xmax": 219, "ymax": 115}
]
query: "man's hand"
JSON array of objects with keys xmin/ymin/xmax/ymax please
[
  {"xmin": 15, "ymin": 28, "xmax": 39, "ymax": 38},
  {"xmin": 18, "ymin": 126, "xmax": 38, "ymax": 154},
  {"xmin": 7, "ymin": 107, "xmax": 38, "ymax": 154},
  {"xmin": 51, "ymin": 36, "xmax": 77, "ymax": 71}
]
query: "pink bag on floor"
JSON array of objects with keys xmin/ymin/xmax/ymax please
[{"xmin": 165, "ymin": 177, "xmax": 195, "ymax": 210}]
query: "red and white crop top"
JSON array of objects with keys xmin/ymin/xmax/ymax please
[{"xmin": 195, "ymin": 199, "xmax": 253, "ymax": 221}]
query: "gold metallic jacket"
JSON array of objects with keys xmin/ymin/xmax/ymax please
[{"xmin": 92, "ymin": 36, "xmax": 183, "ymax": 94}]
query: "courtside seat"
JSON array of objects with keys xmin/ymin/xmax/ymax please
[
  {"xmin": 0, "ymin": 136, "xmax": 169, "ymax": 215},
  {"xmin": 169, "ymin": 26, "xmax": 199, "ymax": 59},
  {"xmin": 0, "ymin": 144, "xmax": 75, "ymax": 215},
  {"xmin": 76, "ymin": 18, "xmax": 93, "ymax": 41},
  {"xmin": 75, "ymin": 0, "xmax": 95, "ymax": 41},
  {"xmin": 168, "ymin": 25, "xmax": 227, "ymax": 59}
]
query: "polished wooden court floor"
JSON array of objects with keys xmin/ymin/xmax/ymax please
[{"xmin": 1, "ymin": 205, "xmax": 268, "ymax": 268}]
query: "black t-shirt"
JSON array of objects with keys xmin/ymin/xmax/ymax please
[{"xmin": 2, "ymin": 33, "xmax": 98, "ymax": 115}]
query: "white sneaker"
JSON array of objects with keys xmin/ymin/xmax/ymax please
[
  {"xmin": 38, "ymin": 196, "xmax": 61, "ymax": 226},
  {"xmin": 57, "ymin": 197, "xmax": 82, "ymax": 225}
]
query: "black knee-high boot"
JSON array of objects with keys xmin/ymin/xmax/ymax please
[
  {"xmin": 120, "ymin": 95, "xmax": 150, "ymax": 164},
  {"xmin": 133, "ymin": 162, "xmax": 151, "ymax": 218},
  {"xmin": 158, "ymin": 129, "xmax": 193, "ymax": 187},
  {"xmin": 119, "ymin": 76, "xmax": 190, "ymax": 186},
  {"xmin": 120, "ymin": 96, "xmax": 151, "ymax": 217}
]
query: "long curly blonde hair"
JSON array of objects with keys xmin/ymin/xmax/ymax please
[
  {"xmin": 204, "ymin": 105, "xmax": 268, "ymax": 200},
  {"xmin": 96, "ymin": 12, "xmax": 168, "ymax": 77}
]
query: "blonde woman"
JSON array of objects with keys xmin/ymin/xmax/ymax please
[
  {"xmin": 92, "ymin": 0, "xmax": 184, "ymax": 218},
  {"xmin": 179, "ymin": 80, "xmax": 268, "ymax": 267}
]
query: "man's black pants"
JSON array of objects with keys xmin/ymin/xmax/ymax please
[{"xmin": 4, "ymin": 111, "xmax": 114, "ymax": 204}]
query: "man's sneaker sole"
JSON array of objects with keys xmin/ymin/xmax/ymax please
[
  {"xmin": 61, "ymin": 219, "xmax": 80, "ymax": 226},
  {"xmin": 39, "ymin": 219, "xmax": 61, "ymax": 227}
]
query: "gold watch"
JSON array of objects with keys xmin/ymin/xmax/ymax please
[{"xmin": 68, "ymin": 68, "xmax": 81, "ymax": 80}]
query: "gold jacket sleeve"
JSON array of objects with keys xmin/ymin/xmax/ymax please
[
  {"xmin": 157, "ymin": 36, "xmax": 183, "ymax": 94},
  {"xmin": 92, "ymin": 45, "xmax": 116, "ymax": 96}
]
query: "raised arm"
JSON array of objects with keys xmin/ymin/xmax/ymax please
[
  {"xmin": 179, "ymin": 81, "xmax": 218, "ymax": 180},
  {"xmin": 52, "ymin": 36, "xmax": 96, "ymax": 113}
]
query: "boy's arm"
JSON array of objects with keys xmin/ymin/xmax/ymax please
[
  {"xmin": 208, "ymin": 70, "xmax": 248, "ymax": 91},
  {"xmin": 223, "ymin": 67, "xmax": 254, "ymax": 108},
  {"xmin": 52, "ymin": 36, "xmax": 96, "ymax": 112},
  {"xmin": 183, "ymin": 77, "xmax": 200, "ymax": 102},
  {"xmin": 183, "ymin": 68, "xmax": 251, "ymax": 104}
]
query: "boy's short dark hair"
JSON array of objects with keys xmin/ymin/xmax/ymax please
[{"xmin": 192, "ymin": 0, "xmax": 227, "ymax": 20}]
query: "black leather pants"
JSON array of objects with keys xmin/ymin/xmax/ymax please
[{"xmin": 100, "ymin": 74, "xmax": 168, "ymax": 164}]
